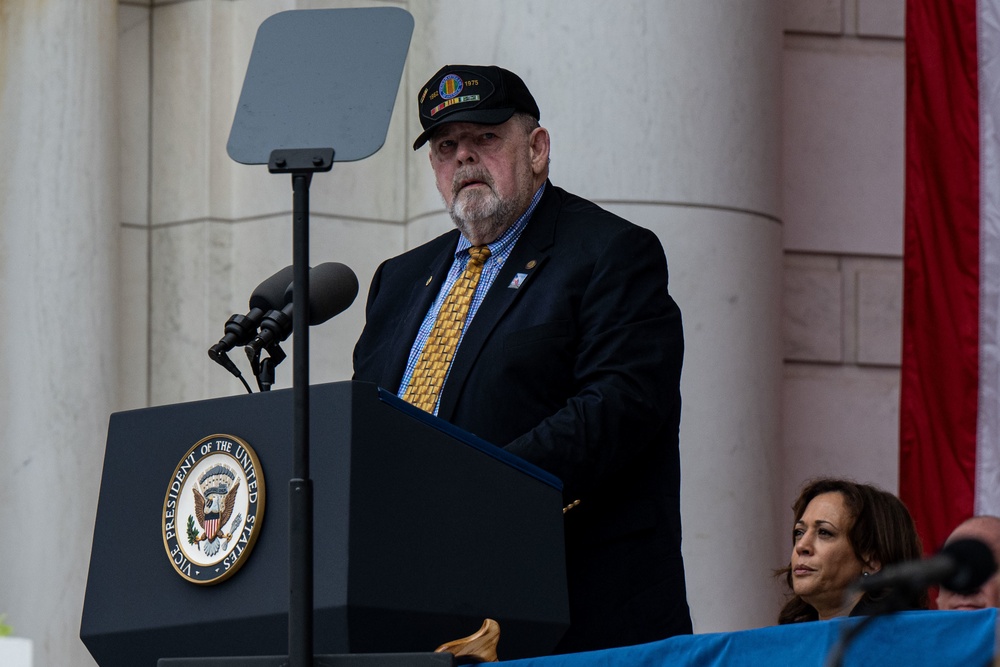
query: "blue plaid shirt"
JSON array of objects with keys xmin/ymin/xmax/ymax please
[{"xmin": 398, "ymin": 183, "xmax": 546, "ymax": 414}]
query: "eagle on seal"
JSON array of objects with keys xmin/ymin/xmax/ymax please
[{"xmin": 192, "ymin": 475, "xmax": 241, "ymax": 557}]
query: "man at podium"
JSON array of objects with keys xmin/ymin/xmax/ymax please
[{"xmin": 353, "ymin": 64, "xmax": 692, "ymax": 654}]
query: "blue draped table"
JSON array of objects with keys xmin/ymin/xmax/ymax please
[{"xmin": 495, "ymin": 609, "xmax": 998, "ymax": 666}]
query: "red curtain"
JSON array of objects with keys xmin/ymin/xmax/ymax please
[{"xmin": 899, "ymin": 0, "xmax": 980, "ymax": 554}]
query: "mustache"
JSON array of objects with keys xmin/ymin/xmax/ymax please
[{"xmin": 451, "ymin": 167, "xmax": 495, "ymax": 197}]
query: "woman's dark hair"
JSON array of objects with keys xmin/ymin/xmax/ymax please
[{"xmin": 776, "ymin": 477, "xmax": 926, "ymax": 624}]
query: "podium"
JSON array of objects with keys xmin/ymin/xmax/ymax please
[{"xmin": 80, "ymin": 381, "xmax": 569, "ymax": 666}]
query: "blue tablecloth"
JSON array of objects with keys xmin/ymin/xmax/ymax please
[{"xmin": 495, "ymin": 609, "xmax": 998, "ymax": 667}]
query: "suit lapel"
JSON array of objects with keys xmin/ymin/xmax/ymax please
[
  {"xmin": 437, "ymin": 185, "xmax": 560, "ymax": 421},
  {"xmin": 380, "ymin": 234, "xmax": 459, "ymax": 392}
]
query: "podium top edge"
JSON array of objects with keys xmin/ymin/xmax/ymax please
[{"xmin": 376, "ymin": 388, "xmax": 564, "ymax": 492}]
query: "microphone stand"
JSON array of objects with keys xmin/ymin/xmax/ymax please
[
  {"xmin": 247, "ymin": 343, "xmax": 286, "ymax": 392},
  {"xmin": 176, "ymin": 8, "xmax": 414, "ymax": 666},
  {"xmin": 269, "ymin": 147, "xmax": 333, "ymax": 667}
]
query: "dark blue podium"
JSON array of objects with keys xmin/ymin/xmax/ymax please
[{"xmin": 80, "ymin": 381, "xmax": 569, "ymax": 666}]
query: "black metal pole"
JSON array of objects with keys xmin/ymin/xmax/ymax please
[{"xmin": 289, "ymin": 171, "xmax": 314, "ymax": 667}]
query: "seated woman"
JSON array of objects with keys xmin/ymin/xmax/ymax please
[{"xmin": 777, "ymin": 477, "xmax": 925, "ymax": 623}]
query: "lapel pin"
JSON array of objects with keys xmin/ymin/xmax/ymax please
[
  {"xmin": 425, "ymin": 276, "xmax": 433, "ymax": 286},
  {"xmin": 509, "ymin": 273, "xmax": 528, "ymax": 289},
  {"xmin": 526, "ymin": 260, "xmax": 537, "ymax": 269}
]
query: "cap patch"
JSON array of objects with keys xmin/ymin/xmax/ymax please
[
  {"xmin": 439, "ymin": 74, "xmax": 464, "ymax": 99},
  {"xmin": 420, "ymin": 71, "xmax": 495, "ymax": 121},
  {"xmin": 430, "ymin": 95, "xmax": 481, "ymax": 118}
]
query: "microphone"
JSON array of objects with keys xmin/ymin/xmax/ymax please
[
  {"xmin": 208, "ymin": 265, "xmax": 295, "ymax": 376},
  {"xmin": 851, "ymin": 538, "xmax": 997, "ymax": 596},
  {"xmin": 244, "ymin": 262, "xmax": 359, "ymax": 356}
]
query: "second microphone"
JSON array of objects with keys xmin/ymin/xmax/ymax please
[{"xmin": 245, "ymin": 262, "xmax": 359, "ymax": 356}]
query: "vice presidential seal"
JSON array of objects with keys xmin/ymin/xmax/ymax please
[{"xmin": 162, "ymin": 434, "xmax": 265, "ymax": 585}]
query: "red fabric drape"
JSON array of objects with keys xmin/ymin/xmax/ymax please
[{"xmin": 900, "ymin": 0, "xmax": 980, "ymax": 554}]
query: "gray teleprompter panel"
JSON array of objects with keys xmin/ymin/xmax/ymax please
[{"xmin": 227, "ymin": 7, "xmax": 413, "ymax": 165}]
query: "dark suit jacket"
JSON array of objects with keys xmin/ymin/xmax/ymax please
[{"xmin": 353, "ymin": 182, "xmax": 692, "ymax": 653}]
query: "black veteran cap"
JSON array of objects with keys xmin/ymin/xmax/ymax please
[{"xmin": 413, "ymin": 64, "xmax": 540, "ymax": 150}]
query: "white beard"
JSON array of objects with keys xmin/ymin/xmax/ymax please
[
  {"xmin": 446, "ymin": 166, "xmax": 530, "ymax": 244},
  {"xmin": 453, "ymin": 184, "xmax": 501, "ymax": 221}
]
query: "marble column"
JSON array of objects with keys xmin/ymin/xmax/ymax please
[{"xmin": 0, "ymin": 2, "xmax": 120, "ymax": 666}]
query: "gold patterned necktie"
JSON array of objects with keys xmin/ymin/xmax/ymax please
[{"xmin": 403, "ymin": 245, "xmax": 492, "ymax": 413}]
